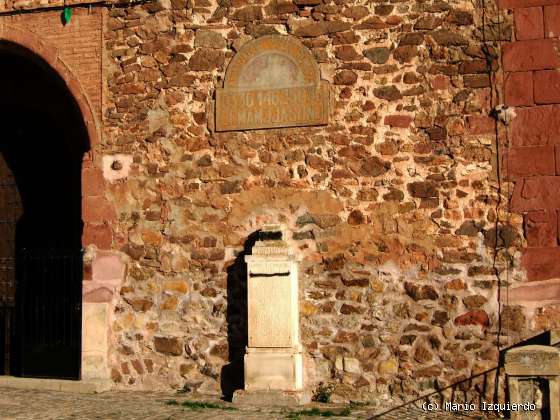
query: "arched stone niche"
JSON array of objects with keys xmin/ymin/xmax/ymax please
[{"xmin": 215, "ymin": 35, "xmax": 329, "ymax": 131}]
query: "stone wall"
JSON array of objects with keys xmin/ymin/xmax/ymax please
[
  {"xmin": 3, "ymin": 0, "xmax": 558, "ymax": 406},
  {"xmin": 98, "ymin": 0, "xmax": 523, "ymax": 402}
]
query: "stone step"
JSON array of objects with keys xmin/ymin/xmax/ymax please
[{"xmin": 0, "ymin": 376, "xmax": 111, "ymax": 393}]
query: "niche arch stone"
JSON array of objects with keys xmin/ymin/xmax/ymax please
[{"xmin": 216, "ymin": 35, "xmax": 329, "ymax": 132}]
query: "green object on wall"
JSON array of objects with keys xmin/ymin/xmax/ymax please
[{"xmin": 63, "ymin": 7, "xmax": 72, "ymax": 25}]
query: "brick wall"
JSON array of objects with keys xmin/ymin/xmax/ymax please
[
  {"xmin": 0, "ymin": 0, "xmax": 105, "ymax": 15},
  {"xmin": 1, "ymin": 8, "xmax": 103, "ymax": 117},
  {"xmin": 501, "ymin": 0, "xmax": 560, "ymax": 282}
]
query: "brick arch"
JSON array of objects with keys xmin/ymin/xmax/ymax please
[
  {"xmin": 0, "ymin": 26, "xmax": 115, "ymax": 382},
  {"xmin": 0, "ymin": 26, "xmax": 100, "ymax": 147}
]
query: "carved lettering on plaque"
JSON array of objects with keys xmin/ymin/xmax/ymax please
[{"xmin": 215, "ymin": 35, "xmax": 329, "ymax": 131}]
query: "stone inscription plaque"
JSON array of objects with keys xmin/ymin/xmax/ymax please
[
  {"xmin": 215, "ymin": 35, "xmax": 329, "ymax": 131},
  {"xmin": 248, "ymin": 275, "xmax": 293, "ymax": 348}
]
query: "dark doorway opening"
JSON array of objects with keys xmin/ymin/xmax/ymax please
[{"xmin": 0, "ymin": 42, "xmax": 89, "ymax": 379}]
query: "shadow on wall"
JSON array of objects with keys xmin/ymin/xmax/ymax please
[{"xmin": 220, "ymin": 231, "xmax": 261, "ymax": 401}]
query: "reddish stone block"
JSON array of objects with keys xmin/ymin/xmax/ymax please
[
  {"xmin": 384, "ymin": 114, "xmax": 413, "ymax": 128},
  {"xmin": 544, "ymin": 5, "xmax": 560, "ymax": 37},
  {"xmin": 524, "ymin": 210, "xmax": 558, "ymax": 247},
  {"xmin": 507, "ymin": 279, "xmax": 560, "ymax": 302},
  {"xmin": 82, "ymin": 167, "xmax": 105, "ymax": 197},
  {"xmin": 83, "ymin": 263, "xmax": 92, "ymax": 281},
  {"xmin": 556, "ymin": 145, "xmax": 560, "ymax": 174},
  {"xmin": 82, "ymin": 196, "xmax": 117, "ymax": 223},
  {"xmin": 514, "ymin": 7, "xmax": 544, "ymax": 40},
  {"xmin": 459, "ymin": 59, "xmax": 490, "ymax": 74},
  {"xmin": 83, "ymin": 223, "xmax": 113, "ymax": 249},
  {"xmin": 454, "ymin": 310, "xmax": 490, "ymax": 327},
  {"xmin": 430, "ymin": 74, "xmax": 450, "ymax": 90},
  {"xmin": 511, "ymin": 176, "xmax": 560, "ymax": 211},
  {"xmin": 503, "ymin": 39, "xmax": 560, "ymax": 71},
  {"xmin": 534, "ymin": 69, "xmax": 560, "ymax": 104},
  {"xmin": 144, "ymin": 359, "xmax": 154, "ymax": 373},
  {"xmin": 510, "ymin": 105, "xmax": 560, "ymax": 146},
  {"xmin": 505, "ymin": 71, "xmax": 534, "ymax": 106},
  {"xmin": 499, "ymin": 0, "xmax": 560, "ymax": 8},
  {"xmin": 92, "ymin": 251, "xmax": 126, "ymax": 282},
  {"xmin": 463, "ymin": 74, "xmax": 491, "ymax": 88},
  {"xmin": 83, "ymin": 287, "xmax": 113, "ymax": 303},
  {"xmin": 522, "ymin": 247, "xmax": 560, "ymax": 281},
  {"xmin": 131, "ymin": 359, "xmax": 144, "ymax": 374},
  {"xmin": 506, "ymin": 145, "xmax": 555, "ymax": 179},
  {"xmin": 558, "ymin": 210, "xmax": 560, "ymax": 242},
  {"xmin": 466, "ymin": 115, "xmax": 495, "ymax": 135}
]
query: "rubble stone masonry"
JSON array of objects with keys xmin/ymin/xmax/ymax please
[{"xmin": 2, "ymin": 0, "xmax": 560, "ymax": 407}]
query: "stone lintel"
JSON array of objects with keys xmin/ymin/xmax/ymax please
[{"xmin": 505, "ymin": 345, "xmax": 560, "ymax": 375}]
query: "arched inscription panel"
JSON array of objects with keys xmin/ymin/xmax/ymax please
[{"xmin": 215, "ymin": 35, "xmax": 329, "ymax": 132}]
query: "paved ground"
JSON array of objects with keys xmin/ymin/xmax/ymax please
[{"xmin": 0, "ymin": 387, "xmax": 503, "ymax": 419}]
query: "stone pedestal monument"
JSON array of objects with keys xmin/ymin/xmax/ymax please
[
  {"xmin": 505, "ymin": 345, "xmax": 560, "ymax": 420},
  {"xmin": 233, "ymin": 225, "xmax": 308, "ymax": 406}
]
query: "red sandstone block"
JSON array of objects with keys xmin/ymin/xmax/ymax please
[
  {"xmin": 511, "ymin": 176, "xmax": 560, "ymax": 211},
  {"xmin": 503, "ymin": 39, "xmax": 560, "ymax": 71},
  {"xmin": 510, "ymin": 105, "xmax": 560, "ymax": 146},
  {"xmin": 534, "ymin": 70, "xmax": 560, "ymax": 104},
  {"xmin": 430, "ymin": 75, "xmax": 450, "ymax": 90},
  {"xmin": 83, "ymin": 286, "xmax": 114, "ymax": 303},
  {"xmin": 454, "ymin": 310, "xmax": 490, "ymax": 327},
  {"xmin": 82, "ymin": 167, "xmax": 105, "ymax": 196},
  {"xmin": 524, "ymin": 210, "xmax": 558, "ymax": 247},
  {"xmin": 556, "ymin": 145, "xmax": 560, "ymax": 174},
  {"xmin": 558, "ymin": 210, "xmax": 560, "ymax": 243},
  {"xmin": 514, "ymin": 7, "xmax": 544, "ymax": 40},
  {"xmin": 82, "ymin": 196, "xmax": 117, "ymax": 223},
  {"xmin": 83, "ymin": 263, "xmax": 92, "ymax": 281},
  {"xmin": 544, "ymin": 5, "xmax": 560, "ymax": 37},
  {"xmin": 499, "ymin": 0, "xmax": 560, "ymax": 8},
  {"xmin": 467, "ymin": 115, "xmax": 495, "ymax": 135},
  {"xmin": 384, "ymin": 115, "xmax": 413, "ymax": 128},
  {"xmin": 507, "ymin": 280, "xmax": 560, "ymax": 303},
  {"xmin": 505, "ymin": 71, "xmax": 534, "ymax": 106},
  {"xmin": 507, "ymin": 145, "xmax": 556, "ymax": 178},
  {"xmin": 83, "ymin": 223, "xmax": 113, "ymax": 249},
  {"xmin": 522, "ymin": 247, "xmax": 560, "ymax": 281}
]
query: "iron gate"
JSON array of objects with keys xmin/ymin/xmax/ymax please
[
  {"xmin": 0, "ymin": 153, "xmax": 82, "ymax": 379},
  {"xmin": 0, "ymin": 257, "xmax": 15, "ymax": 376},
  {"xmin": 0, "ymin": 168, "xmax": 17, "ymax": 376},
  {"xmin": 17, "ymin": 249, "xmax": 83, "ymax": 379}
]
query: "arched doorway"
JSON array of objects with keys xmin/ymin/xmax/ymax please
[{"xmin": 0, "ymin": 40, "xmax": 90, "ymax": 379}]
